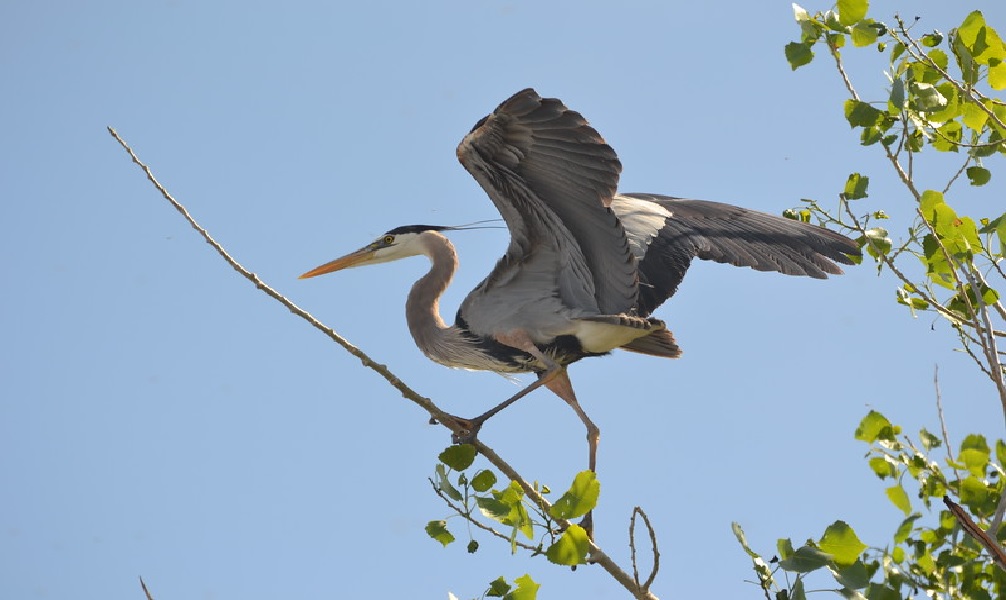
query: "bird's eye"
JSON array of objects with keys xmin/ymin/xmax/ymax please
[{"xmin": 383, "ymin": 235, "xmax": 395, "ymax": 245}]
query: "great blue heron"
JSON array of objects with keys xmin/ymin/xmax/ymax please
[{"xmin": 300, "ymin": 88, "xmax": 860, "ymax": 477}]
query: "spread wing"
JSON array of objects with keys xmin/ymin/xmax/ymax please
[
  {"xmin": 612, "ymin": 193, "xmax": 861, "ymax": 316},
  {"xmin": 456, "ymin": 89, "xmax": 637, "ymax": 337}
]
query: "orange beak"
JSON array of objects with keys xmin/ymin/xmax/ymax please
[{"xmin": 298, "ymin": 247, "xmax": 377, "ymax": 279}]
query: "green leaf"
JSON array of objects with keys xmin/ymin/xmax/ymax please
[
  {"xmin": 777, "ymin": 537, "xmax": 795, "ymax": 560},
  {"xmin": 960, "ymin": 474, "xmax": 991, "ymax": 507},
  {"xmin": 819, "ymin": 520, "xmax": 867, "ymax": 566},
  {"xmin": 844, "ymin": 99, "xmax": 883, "ymax": 127},
  {"xmin": 889, "ymin": 78, "xmax": 905, "ymax": 112},
  {"xmin": 966, "ymin": 166, "xmax": 991, "ymax": 186},
  {"xmin": 545, "ymin": 525, "xmax": 590, "ymax": 566},
  {"xmin": 732, "ymin": 522, "xmax": 758, "ymax": 557},
  {"xmin": 860, "ymin": 227, "xmax": 892, "ymax": 257},
  {"xmin": 549, "ymin": 471, "xmax": 600, "ymax": 520},
  {"xmin": 778, "ymin": 544, "xmax": 832, "ymax": 573},
  {"xmin": 991, "ymin": 61, "xmax": 1006, "ymax": 90},
  {"xmin": 791, "ymin": 577, "xmax": 807, "ymax": 600},
  {"xmin": 487, "ymin": 576, "xmax": 511, "ymax": 597},
  {"xmin": 919, "ymin": 428, "xmax": 942, "ymax": 450},
  {"xmin": 962, "ymin": 99, "xmax": 990, "ymax": 129},
  {"xmin": 439, "ymin": 444, "xmax": 477, "ymax": 471},
  {"xmin": 467, "ymin": 539, "xmax": 479, "ymax": 553},
  {"xmin": 931, "ymin": 120, "xmax": 962, "ymax": 152},
  {"xmin": 891, "ymin": 545, "xmax": 905, "ymax": 563},
  {"xmin": 855, "ymin": 410, "xmax": 895, "ymax": 443},
  {"xmin": 436, "ymin": 464, "xmax": 463, "ymax": 502},
  {"xmin": 957, "ymin": 11, "xmax": 1006, "ymax": 65},
  {"xmin": 851, "ymin": 20, "xmax": 878, "ymax": 47},
  {"xmin": 893, "ymin": 514, "xmax": 921, "ymax": 544},
  {"xmin": 505, "ymin": 574, "xmax": 540, "ymax": 600},
  {"xmin": 910, "ymin": 82, "xmax": 948, "ymax": 112},
  {"xmin": 959, "ymin": 434, "xmax": 991, "ymax": 476},
  {"xmin": 886, "ymin": 484, "xmax": 912, "ymax": 515},
  {"xmin": 843, "ymin": 173, "xmax": 870, "ymax": 199},
  {"xmin": 476, "ymin": 496, "xmax": 511, "ymax": 522},
  {"xmin": 786, "ymin": 42, "xmax": 815, "ymax": 70},
  {"xmin": 864, "ymin": 583, "xmax": 901, "ymax": 600},
  {"xmin": 472, "ymin": 469, "xmax": 497, "ymax": 492},
  {"xmin": 837, "ymin": 0, "xmax": 868, "ymax": 26},
  {"xmin": 921, "ymin": 31, "xmax": 944, "ymax": 47},
  {"xmin": 834, "ymin": 559, "xmax": 871, "ymax": 590},
  {"xmin": 868, "ymin": 455, "xmax": 897, "ymax": 479},
  {"xmin": 997, "ymin": 439, "xmax": 1006, "ymax": 469},
  {"xmin": 425, "ymin": 520, "xmax": 455, "ymax": 547}
]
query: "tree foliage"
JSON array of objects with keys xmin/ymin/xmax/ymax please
[{"xmin": 738, "ymin": 3, "xmax": 1006, "ymax": 598}]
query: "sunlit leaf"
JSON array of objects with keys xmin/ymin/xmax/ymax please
[
  {"xmin": 991, "ymin": 61, "xmax": 1006, "ymax": 90},
  {"xmin": 836, "ymin": 0, "xmax": 868, "ymax": 26},
  {"xmin": 777, "ymin": 537, "xmax": 795, "ymax": 560},
  {"xmin": 886, "ymin": 484, "xmax": 912, "ymax": 515},
  {"xmin": 868, "ymin": 455, "xmax": 897, "ymax": 479},
  {"xmin": 855, "ymin": 410, "xmax": 895, "ymax": 443},
  {"xmin": 957, "ymin": 11, "xmax": 1006, "ymax": 65},
  {"xmin": 778, "ymin": 544, "xmax": 832, "ymax": 573},
  {"xmin": 851, "ymin": 21, "xmax": 878, "ymax": 47},
  {"xmin": 506, "ymin": 574, "xmax": 540, "ymax": 600},
  {"xmin": 962, "ymin": 99, "xmax": 991, "ymax": 130},
  {"xmin": 959, "ymin": 434, "xmax": 991, "ymax": 476},
  {"xmin": 843, "ymin": 173, "xmax": 870, "ymax": 199},
  {"xmin": 893, "ymin": 514, "xmax": 921, "ymax": 544},
  {"xmin": 919, "ymin": 428, "xmax": 942, "ymax": 450},
  {"xmin": 426, "ymin": 520, "xmax": 455, "ymax": 547},
  {"xmin": 911, "ymin": 82, "xmax": 948, "ymax": 112},
  {"xmin": 545, "ymin": 525, "xmax": 590, "ymax": 566},
  {"xmin": 819, "ymin": 520, "xmax": 867, "ymax": 566},
  {"xmin": 549, "ymin": 471, "xmax": 600, "ymax": 520},
  {"xmin": 921, "ymin": 31, "xmax": 944, "ymax": 47}
]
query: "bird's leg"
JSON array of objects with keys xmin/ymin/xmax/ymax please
[
  {"xmin": 543, "ymin": 368, "xmax": 599, "ymax": 538},
  {"xmin": 447, "ymin": 330, "xmax": 557, "ymax": 442}
]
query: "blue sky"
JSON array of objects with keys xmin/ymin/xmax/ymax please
[{"xmin": 4, "ymin": 1, "xmax": 1005, "ymax": 598}]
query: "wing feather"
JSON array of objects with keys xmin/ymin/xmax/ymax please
[
  {"xmin": 457, "ymin": 89, "xmax": 638, "ymax": 330},
  {"xmin": 612, "ymin": 193, "xmax": 861, "ymax": 316}
]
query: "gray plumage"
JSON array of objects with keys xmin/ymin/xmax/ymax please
[{"xmin": 300, "ymin": 88, "xmax": 861, "ymax": 477}]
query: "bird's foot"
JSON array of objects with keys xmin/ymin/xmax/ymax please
[{"xmin": 434, "ymin": 414, "xmax": 485, "ymax": 444}]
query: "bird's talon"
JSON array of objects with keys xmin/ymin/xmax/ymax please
[{"xmin": 443, "ymin": 415, "xmax": 483, "ymax": 444}]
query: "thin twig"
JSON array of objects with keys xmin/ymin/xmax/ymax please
[
  {"xmin": 109, "ymin": 128, "xmax": 658, "ymax": 600},
  {"xmin": 629, "ymin": 507, "xmax": 660, "ymax": 591},
  {"xmin": 933, "ymin": 365, "xmax": 960, "ymax": 483}
]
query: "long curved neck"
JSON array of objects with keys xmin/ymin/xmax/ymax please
[{"xmin": 406, "ymin": 232, "xmax": 458, "ymax": 355}]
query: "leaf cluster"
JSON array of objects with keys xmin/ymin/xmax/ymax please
[
  {"xmin": 427, "ymin": 445, "xmax": 602, "ymax": 599},
  {"xmin": 736, "ymin": 411, "xmax": 1006, "ymax": 600}
]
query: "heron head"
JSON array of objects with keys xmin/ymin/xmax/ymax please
[{"xmin": 298, "ymin": 225, "xmax": 450, "ymax": 279}]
